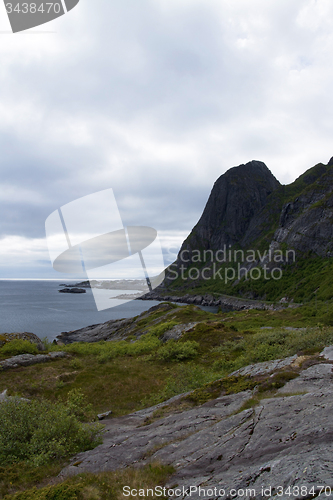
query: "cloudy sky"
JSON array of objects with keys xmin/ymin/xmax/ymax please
[{"xmin": 1, "ymin": 0, "xmax": 333, "ymax": 279}]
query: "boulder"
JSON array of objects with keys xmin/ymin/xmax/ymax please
[
  {"xmin": 0, "ymin": 351, "xmax": 67, "ymax": 370},
  {"xmin": 0, "ymin": 332, "xmax": 45, "ymax": 351}
]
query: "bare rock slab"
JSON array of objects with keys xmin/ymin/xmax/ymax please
[
  {"xmin": 0, "ymin": 351, "xmax": 67, "ymax": 370},
  {"xmin": 59, "ymin": 347, "xmax": 333, "ymax": 499}
]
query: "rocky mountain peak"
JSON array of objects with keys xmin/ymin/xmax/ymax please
[{"xmin": 176, "ymin": 160, "xmax": 280, "ymax": 263}]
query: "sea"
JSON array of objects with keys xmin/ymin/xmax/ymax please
[{"xmin": 0, "ymin": 280, "xmax": 162, "ymax": 343}]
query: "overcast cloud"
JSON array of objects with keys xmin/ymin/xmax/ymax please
[{"xmin": 1, "ymin": 0, "xmax": 333, "ymax": 278}]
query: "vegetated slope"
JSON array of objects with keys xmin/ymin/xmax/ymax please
[
  {"xmin": 3, "ymin": 302, "xmax": 333, "ymax": 498},
  {"xmin": 160, "ymin": 157, "xmax": 333, "ymax": 302},
  {"xmin": 59, "ymin": 347, "xmax": 333, "ymax": 497}
]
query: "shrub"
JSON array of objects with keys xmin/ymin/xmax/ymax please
[
  {"xmin": 1, "ymin": 340, "xmax": 38, "ymax": 357},
  {"xmin": 0, "ymin": 391, "xmax": 102, "ymax": 467},
  {"xmin": 155, "ymin": 340, "xmax": 199, "ymax": 362},
  {"xmin": 148, "ymin": 321, "xmax": 178, "ymax": 337},
  {"xmin": 60, "ymin": 334, "xmax": 162, "ymax": 363},
  {"xmin": 96, "ymin": 335, "xmax": 161, "ymax": 363}
]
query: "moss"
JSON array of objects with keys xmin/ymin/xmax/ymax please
[
  {"xmin": 257, "ymin": 371, "xmax": 299, "ymax": 392},
  {"xmin": 183, "ymin": 375, "xmax": 258, "ymax": 405}
]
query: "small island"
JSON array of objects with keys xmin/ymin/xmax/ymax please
[{"xmin": 58, "ymin": 287, "xmax": 86, "ymax": 294}]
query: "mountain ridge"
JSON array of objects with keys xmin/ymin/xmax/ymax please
[{"xmin": 157, "ymin": 157, "xmax": 333, "ymax": 303}]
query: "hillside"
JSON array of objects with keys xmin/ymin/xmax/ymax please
[{"xmin": 2, "ymin": 302, "xmax": 333, "ymax": 498}]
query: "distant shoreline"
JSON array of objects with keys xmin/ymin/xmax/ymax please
[{"xmin": 139, "ymin": 290, "xmax": 298, "ymax": 311}]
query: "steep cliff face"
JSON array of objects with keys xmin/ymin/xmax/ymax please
[
  {"xmin": 179, "ymin": 160, "xmax": 280, "ymax": 260},
  {"xmin": 273, "ymin": 163, "xmax": 333, "ymax": 256}
]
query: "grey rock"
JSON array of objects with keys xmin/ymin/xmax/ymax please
[
  {"xmin": 57, "ymin": 303, "xmax": 176, "ymax": 344},
  {"xmin": 277, "ymin": 363, "xmax": 333, "ymax": 394},
  {"xmin": 320, "ymin": 345, "xmax": 333, "ymax": 361},
  {"xmin": 229, "ymin": 355, "xmax": 298, "ymax": 378},
  {"xmin": 0, "ymin": 389, "xmax": 8, "ymax": 402},
  {"xmin": 140, "ymin": 291, "xmax": 284, "ymax": 312},
  {"xmin": 0, "ymin": 351, "xmax": 67, "ymax": 370},
  {"xmin": 160, "ymin": 323, "xmax": 197, "ymax": 342},
  {"xmin": 59, "ymin": 287, "xmax": 86, "ymax": 294},
  {"xmin": 59, "ymin": 390, "xmax": 253, "ymax": 477},
  {"xmin": 59, "ymin": 348, "xmax": 333, "ymax": 497},
  {"xmin": 97, "ymin": 410, "xmax": 112, "ymax": 420},
  {"xmin": 0, "ymin": 389, "xmax": 30, "ymax": 403}
]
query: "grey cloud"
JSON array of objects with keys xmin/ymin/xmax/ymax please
[{"xmin": 1, "ymin": 0, "xmax": 333, "ymax": 277}]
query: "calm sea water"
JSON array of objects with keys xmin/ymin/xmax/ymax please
[{"xmin": 0, "ymin": 280, "xmax": 161, "ymax": 342}]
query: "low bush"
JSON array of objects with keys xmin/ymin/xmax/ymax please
[
  {"xmin": 1, "ymin": 340, "xmax": 38, "ymax": 357},
  {"xmin": 155, "ymin": 340, "xmax": 199, "ymax": 362},
  {"xmin": 148, "ymin": 321, "xmax": 178, "ymax": 337},
  {"xmin": 0, "ymin": 390, "xmax": 102, "ymax": 467},
  {"xmin": 59, "ymin": 334, "xmax": 162, "ymax": 363}
]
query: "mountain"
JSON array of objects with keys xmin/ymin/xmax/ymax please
[
  {"xmin": 159, "ymin": 158, "xmax": 333, "ymax": 303},
  {"xmin": 182, "ymin": 160, "xmax": 280, "ymax": 252}
]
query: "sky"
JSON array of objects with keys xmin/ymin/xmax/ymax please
[{"xmin": 1, "ymin": 0, "xmax": 333, "ymax": 279}]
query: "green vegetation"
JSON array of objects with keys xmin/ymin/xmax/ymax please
[
  {"xmin": 2, "ymin": 302, "xmax": 333, "ymax": 497},
  {"xmin": 167, "ymin": 255, "xmax": 333, "ymax": 303},
  {"xmin": 0, "ymin": 340, "xmax": 38, "ymax": 357},
  {"xmin": 1, "ymin": 463, "xmax": 174, "ymax": 500},
  {"xmin": 0, "ymin": 390, "xmax": 102, "ymax": 467},
  {"xmin": 210, "ymin": 324, "xmax": 333, "ymax": 373},
  {"xmin": 148, "ymin": 321, "xmax": 178, "ymax": 337},
  {"xmin": 154, "ymin": 340, "xmax": 199, "ymax": 362}
]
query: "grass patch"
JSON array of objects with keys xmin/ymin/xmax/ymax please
[
  {"xmin": 0, "ymin": 462, "xmax": 64, "ymax": 499},
  {"xmin": 211, "ymin": 324, "xmax": 333, "ymax": 373},
  {"xmin": 141, "ymin": 363, "xmax": 219, "ymax": 407},
  {"xmin": 2, "ymin": 307, "xmax": 333, "ymax": 418},
  {"xmin": 2, "ymin": 462, "xmax": 174, "ymax": 500}
]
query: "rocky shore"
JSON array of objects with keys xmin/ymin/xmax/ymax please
[{"xmin": 139, "ymin": 290, "xmax": 293, "ymax": 311}]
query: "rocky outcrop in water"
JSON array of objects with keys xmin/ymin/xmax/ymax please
[{"xmin": 59, "ymin": 287, "xmax": 86, "ymax": 294}]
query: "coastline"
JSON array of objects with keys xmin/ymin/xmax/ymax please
[{"xmin": 138, "ymin": 290, "xmax": 297, "ymax": 311}]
